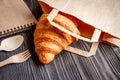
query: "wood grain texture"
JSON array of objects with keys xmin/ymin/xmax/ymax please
[{"xmin": 0, "ymin": 0, "xmax": 120, "ymax": 80}]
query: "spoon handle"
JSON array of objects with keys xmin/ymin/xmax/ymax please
[{"xmin": 0, "ymin": 46, "xmax": 3, "ymax": 51}]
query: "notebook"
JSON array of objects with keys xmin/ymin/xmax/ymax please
[{"xmin": 0, "ymin": 0, "xmax": 37, "ymax": 38}]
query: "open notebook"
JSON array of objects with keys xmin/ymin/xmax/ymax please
[{"xmin": 0, "ymin": 0, "xmax": 37, "ymax": 38}]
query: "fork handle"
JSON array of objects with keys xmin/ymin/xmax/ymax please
[{"xmin": 0, "ymin": 58, "xmax": 11, "ymax": 67}]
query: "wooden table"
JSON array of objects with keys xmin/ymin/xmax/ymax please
[{"xmin": 0, "ymin": 0, "xmax": 120, "ymax": 80}]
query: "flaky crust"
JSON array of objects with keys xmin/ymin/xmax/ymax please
[{"xmin": 34, "ymin": 13, "xmax": 80, "ymax": 64}]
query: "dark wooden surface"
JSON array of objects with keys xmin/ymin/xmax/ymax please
[{"xmin": 0, "ymin": 0, "xmax": 120, "ymax": 80}]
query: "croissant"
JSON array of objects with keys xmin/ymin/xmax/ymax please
[{"xmin": 34, "ymin": 13, "xmax": 80, "ymax": 64}]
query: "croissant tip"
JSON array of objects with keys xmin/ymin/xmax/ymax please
[{"xmin": 38, "ymin": 52, "xmax": 55, "ymax": 64}]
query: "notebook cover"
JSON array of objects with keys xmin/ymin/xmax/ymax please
[{"xmin": 0, "ymin": 0, "xmax": 37, "ymax": 38}]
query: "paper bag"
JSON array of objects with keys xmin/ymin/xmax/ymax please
[{"xmin": 38, "ymin": 0, "xmax": 120, "ymax": 57}]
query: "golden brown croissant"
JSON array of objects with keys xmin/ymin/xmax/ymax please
[{"xmin": 34, "ymin": 13, "xmax": 80, "ymax": 64}]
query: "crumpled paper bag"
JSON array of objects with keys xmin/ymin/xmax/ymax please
[{"xmin": 38, "ymin": 0, "xmax": 120, "ymax": 57}]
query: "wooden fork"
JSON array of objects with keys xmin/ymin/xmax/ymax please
[{"xmin": 0, "ymin": 50, "xmax": 31, "ymax": 67}]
